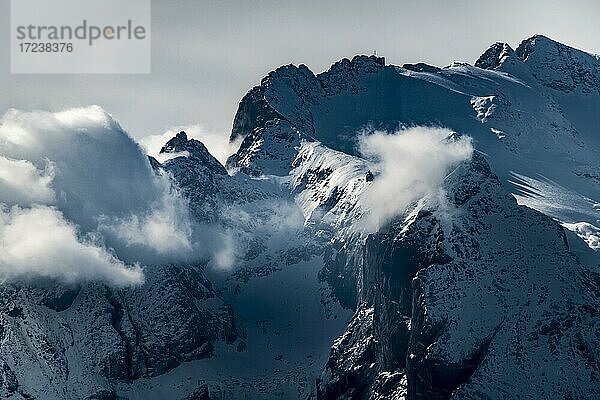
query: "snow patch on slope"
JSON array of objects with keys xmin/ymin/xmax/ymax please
[
  {"xmin": 562, "ymin": 222, "xmax": 600, "ymax": 250},
  {"xmin": 510, "ymin": 172, "xmax": 600, "ymax": 249}
]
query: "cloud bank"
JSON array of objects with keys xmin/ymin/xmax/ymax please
[
  {"xmin": 140, "ymin": 125, "xmax": 242, "ymax": 166},
  {"xmin": 0, "ymin": 206, "xmax": 143, "ymax": 286},
  {"xmin": 0, "ymin": 156, "xmax": 55, "ymax": 206},
  {"xmin": 359, "ymin": 127, "xmax": 473, "ymax": 231},
  {"xmin": 0, "ymin": 106, "xmax": 197, "ymax": 286}
]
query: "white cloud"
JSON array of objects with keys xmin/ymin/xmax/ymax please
[
  {"xmin": 99, "ymin": 171, "xmax": 194, "ymax": 258},
  {"xmin": 0, "ymin": 156, "xmax": 55, "ymax": 206},
  {"xmin": 0, "ymin": 206, "xmax": 144, "ymax": 287},
  {"xmin": 359, "ymin": 127, "xmax": 473, "ymax": 231},
  {"xmin": 211, "ymin": 199, "xmax": 305, "ymax": 271},
  {"xmin": 0, "ymin": 106, "xmax": 200, "ymax": 286},
  {"xmin": 211, "ymin": 230, "xmax": 237, "ymax": 271},
  {"xmin": 139, "ymin": 124, "xmax": 243, "ymax": 166}
]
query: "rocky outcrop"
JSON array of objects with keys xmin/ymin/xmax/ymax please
[
  {"xmin": 317, "ymin": 153, "xmax": 600, "ymax": 399},
  {"xmin": 161, "ymin": 131, "xmax": 228, "ymax": 175},
  {"xmin": 230, "ymin": 86, "xmax": 287, "ymax": 143},
  {"xmin": 185, "ymin": 384, "xmax": 210, "ymax": 400},
  {"xmin": 317, "ymin": 305, "xmax": 377, "ymax": 399},
  {"xmin": 474, "ymin": 42, "xmax": 516, "ymax": 70},
  {"xmin": 226, "ymin": 70, "xmax": 310, "ymax": 176},
  {"xmin": 160, "ymin": 131, "xmax": 227, "ymax": 221},
  {"xmin": 0, "ymin": 264, "xmax": 237, "ymax": 399},
  {"xmin": 515, "ymin": 35, "xmax": 600, "ymax": 94}
]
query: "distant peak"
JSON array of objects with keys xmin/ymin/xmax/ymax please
[
  {"xmin": 402, "ymin": 63, "xmax": 440, "ymax": 73},
  {"xmin": 525, "ymin": 34, "xmax": 552, "ymax": 41},
  {"xmin": 514, "ymin": 34, "xmax": 598, "ymax": 62},
  {"xmin": 350, "ymin": 54, "xmax": 385, "ymax": 66},
  {"xmin": 329, "ymin": 54, "xmax": 386, "ymax": 71},
  {"xmin": 260, "ymin": 63, "xmax": 315, "ymax": 86},
  {"xmin": 513, "ymin": 34, "xmax": 600, "ymax": 93},
  {"xmin": 160, "ymin": 130, "xmax": 228, "ymax": 174},
  {"xmin": 161, "ymin": 130, "xmax": 191, "ymax": 153},
  {"xmin": 475, "ymin": 42, "xmax": 516, "ymax": 70},
  {"xmin": 320, "ymin": 54, "xmax": 386, "ymax": 84},
  {"xmin": 520, "ymin": 34, "xmax": 556, "ymax": 46},
  {"xmin": 176, "ymin": 131, "xmax": 188, "ymax": 141},
  {"xmin": 515, "ymin": 34, "xmax": 558, "ymax": 61}
]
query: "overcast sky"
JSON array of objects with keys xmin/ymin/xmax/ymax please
[{"xmin": 1, "ymin": 0, "xmax": 599, "ymax": 141}]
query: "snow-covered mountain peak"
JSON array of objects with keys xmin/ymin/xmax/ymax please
[
  {"xmin": 513, "ymin": 34, "xmax": 600, "ymax": 94},
  {"xmin": 474, "ymin": 42, "xmax": 517, "ymax": 70},
  {"xmin": 225, "ymin": 37, "xmax": 599, "ymax": 252},
  {"xmin": 161, "ymin": 130, "xmax": 189, "ymax": 149},
  {"xmin": 322, "ymin": 55, "xmax": 386, "ymax": 78},
  {"xmin": 515, "ymin": 34, "xmax": 598, "ymax": 63},
  {"xmin": 161, "ymin": 130, "xmax": 228, "ymax": 175},
  {"xmin": 261, "ymin": 63, "xmax": 315, "ymax": 87}
]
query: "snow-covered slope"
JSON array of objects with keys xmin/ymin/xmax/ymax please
[
  {"xmin": 227, "ymin": 36, "xmax": 600, "ymax": 251},
  {"xmin": 0, "ymin": 128, "xmax": 350, "ymax": 400},
  {"xmin": 132, "ymin": 132, "xmax": 351, "ymax": 399}
]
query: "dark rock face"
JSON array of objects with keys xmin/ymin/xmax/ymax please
[
  {"xmin": 319, "ymin": 212, "xmax": 454, "ymax": 400},
  {"xmin": 366, "ymin": 216, "xmax": 452, "ymax": 373},
  {"xmin": 317, "ymin": 305, "xmax": 377, "ymax": 400},
  {"xmin": 161, "ymin": 131, "xmax": 227, "ymax": 176},
  {"xmin": 406, "ymin": 306, "xmax": 492, "ymax": 400},
  {"xmin": 0, "ymin": 264, "xmax": 237, "ymax": 398},
  {"xmin": 121, "ymin": 264, "xmax": 237, "ymax": 378},
  {"xmin": 402, "ymin": 63, "xmax": 441, "ymax": 73},
  {"xmin": 147, "ymin": 155, "xmax": 162, "ymax": 171},
  {"xmin": 320, "ymin": 239, "xmax": 362, "ymax": 310},
  {"xmin": 226, "ymin": 84, "xmax": 295, "ymax": 176},
  {"xmin": 227, "ymin": 118, "xmax": 301, "ymax": 176},
  {"xmin": 226, "ymin": 80, "xmax": 303, "ymax": 176},
  {"xmin": 185, "ymin": 384, "xmax": 210, "ymax": 400},
  {"xmin": 318, "ymin": 55, "xmax": 385, "ymax": 97},
  {"xmin": 159, "ymin": 131, "xmax": 228, "ymax": 222},
  {"xmin": 40, "ymin": 286, "xmax": 80, "ymax": 312},
  {"xmin": 0, "ymin": 361, "xmax": 19, "ymax": 398},
  {"xmin": 230, "ymin": 86, "xmax": 286, "ymax": 143},
  {"xmin": 474, "ymin": 42, "xmax": 516, "ymax": 70},
  {"xmin": 318, "ymin": 154, "xmax": 600, "ymax": 400}
]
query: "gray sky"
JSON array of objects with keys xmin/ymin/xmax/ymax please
[{"xmin": 1, "ymin": 0, "xmax": 600, "ymax": 141}]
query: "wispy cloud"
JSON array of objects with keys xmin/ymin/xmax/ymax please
[{"xmin": 359, "ymin": 127, "xmax": 473, "ymax": 231}]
